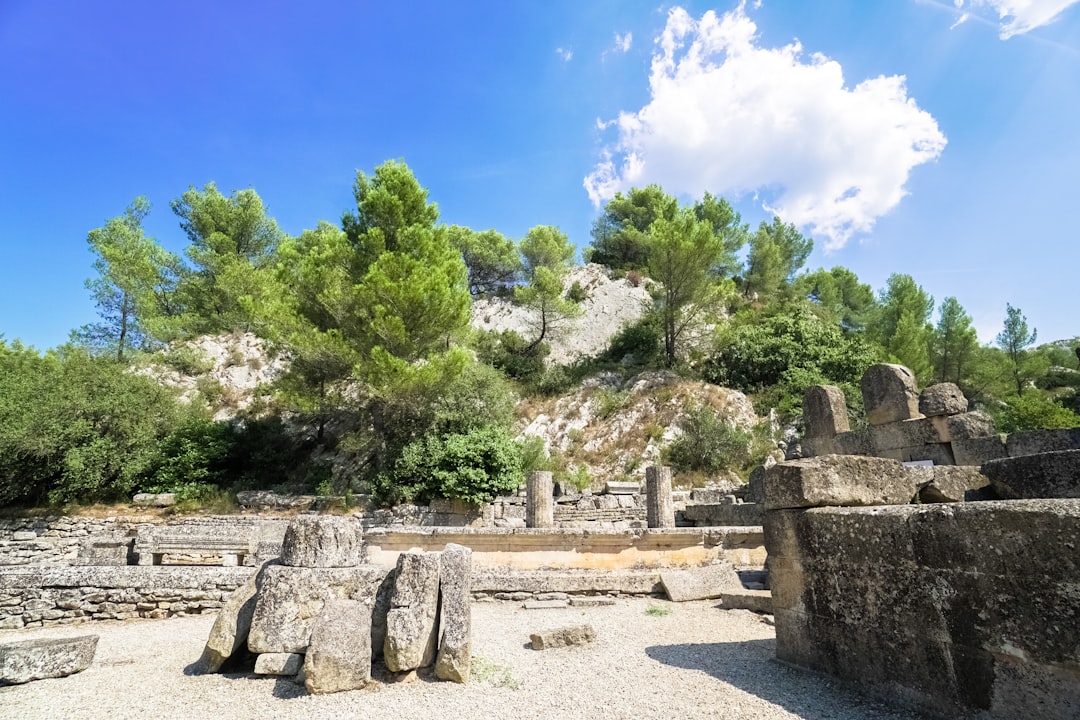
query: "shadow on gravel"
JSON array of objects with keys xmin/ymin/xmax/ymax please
[{"xmin": 645, "ymin": 640, "xmax": 917, "ymax": 720}]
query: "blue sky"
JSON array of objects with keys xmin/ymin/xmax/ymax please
[{"xmin": 1, "ymin": 0, "xmax": 1078, "ymax": 351}]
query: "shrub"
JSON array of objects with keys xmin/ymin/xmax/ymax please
[
  {"xmin": 664, "ymin": 404, "xmax": 752, "ymax": 475},
  {"xmin": 605, "ymin": 315, "xmax": 661, "ymax": 366},
  {"xmin": 383, "ymin": 425, "xmax": 525, "ymax": 506},
  {"xmin": 161, "ymin": 344, "xmax": 215, "ymax": 375},
  {"xmin": 474, "ymin": 329, "xmax": 548, "ymax": 383},
  {"xmin": 567, "ymin": 281, "xmax": 589, "ymax": 303},
  {"xmin": 993, "ymin": 393, "xmax": 1080, "ymax": 434},
  {"xmin": 141, "ymin": 415, "xmax": 233, "ymax": 494}
]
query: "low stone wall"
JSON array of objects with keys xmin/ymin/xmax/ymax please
[
  {"xmin": 362, "ymin": 526, "xmax": 766, "ymax": 571},
  {"xmin": 0, "ymin": 566, "xmax": 251, "ymax": 630},
  {"xmin": 0, "ymin": 516, "xmax": 161, "ymax": 567},
  {"xmin": 682, "ymin": 502, "xmax": 763, "ymax": 526}
]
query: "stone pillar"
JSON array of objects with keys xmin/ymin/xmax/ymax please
[
  {"xmin": 645, "ymin": 466, "xmax": 675, "ymax": 528},
  {"xmin": 802, "ymin": 385, "xmax": 850, "ymax": 457},
  {"xmin": 526, "ymin": 471, "xmax": 554, "ymax": 528}
]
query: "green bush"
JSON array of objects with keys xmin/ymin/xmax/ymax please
[
  {"xmin": 993, "ymin": 393, "xmax": 1080, "ymax": 434},
  {"xmin": 474, "ymin": 329, "xmax": 548, "ymax": 383},
  {"xmin": 161, "ymin": 344, "xmax": 215, "ymax": 375},
  {"xmin": 567, "ymin": 281, "xmax": 589, "ymax": 303},
  {"xmin": 382, "ymin": 425, "xmax": 524, "ymax": 506},
  {"xmin": 605, "ymin": 315, "xmax": 662, "ymax": 366},
  {"xmin": 664, "ymin": 404, "xmax": 752, "ymax": 475},
  {"xmin": 141, "ymin": 415, "xmax": 233, "ymax": 494}
]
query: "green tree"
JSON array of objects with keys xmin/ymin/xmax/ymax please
[
  {"xmin": 447, "ymin": 225, "xmax": 521, "ymax": 295},
  {"xmin": 874, "ymin": 274, "xmax": 934, "ymax": 383},
  {"xmin": 514, "ymin": 225, "xmax": 580, "ymax": 352},
  {"xmin": 75, "ymin": 198, "xmax": 182, "ymax": 360},
  {"xmin": 931, "ymin": 296, "xmax": 979, "ymax": 386},
  {"xmin": 997, "ymin": 303, "xmax": 1038, "ymax": 396},
  {"xmin": 646, "ymin": 209, "xmax": 733, "ymax": 367},
  {"xmin": 170, "ymin": 183, "xmax": 284, "ymax": 335},
  {"xmin": 743, "ymin": 217, "xmax": 813, "ymax": 300},
  {"xmin": 588, "ymin": 184, "xmax": 677, "ymax": 270},
  {"xmin": 795, "ymin": 266, "xmax": 876, "ymax": 332}
]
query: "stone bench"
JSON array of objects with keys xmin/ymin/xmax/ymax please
[{"xmin": 134, "ymin": 529, "xmax": 256, "ymax": 567}]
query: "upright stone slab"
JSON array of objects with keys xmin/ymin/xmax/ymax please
[
  {"xmin": 526, "ymin": 471, "xmax": 554, "ymax": 529},
  {"xmin": 861, "ymin": 364, "xmax": 922, "ymax": 426},
  {"xmin": 0, "ymin": 635, "xmax": 98, "ymax": 685},
  {"xmin": 645, "ymin": 466, "xmax": 674, "ymax": 528},
  {"xmin": 435, "ymin": 543, "xmax": 472, "ymax": 683},
  {"xmin": 304, "ymin": 599, "xmax": 371, "ymax": 694},
  {"xmin": 384, "ymin": 551, "xmax": 440, "ymax": 672},
  {"xmin": 198, "ymin": 559, "xmax": 277, "ymax": 673},
  {"xmin": 280, "ymin": 515, "xmax": 361, "ymax": 568},
  {"xmin": 803, "ymin": 385, "xmax": 850, "ymax": 438}
]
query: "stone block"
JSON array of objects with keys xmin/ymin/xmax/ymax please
[
  {"xmin": 918, "ymin": 383, "xmax": 967, "ymax": 417},
  {"xmin": 917, "ymin": 466, "xmax": 988, "ymax": 503},
  {"xmin": 304, "ymin": 599, "xmax": 371, "ymax": 694},
  {"xmin": 802, "ymin": 385, "xmax": 850, "ymax": 438},
  {"xmin": 764, "ymin": 455, "xmax": 918, "ymax": 510},
  {"xmin": 132, "ymin": 493, "xmax": 176, "ymax": 507},
  {"xmin": 529, "ymin": 624, "xmax": 596, "ymax": 650},
  {"xmin": 0, "ymin": 635, "xmax": 97, "ymax": 685},
  {"xmin": 932, "ymin": 411, "xmax": 996, "ymax": 442},
  {"xmin": 435, "ymin": 544, "xmax": 472, "ymax": 683},
  {"xmin": 952, "ymin": 434, "xmax": 1006, "ymax": 466},
  {"xmin": 981, "ymin": 450, "xmax": 1080, "ymax": 499},
  {"xmin": 902, "ymin": 443, "xmax": 955, "ymax": 466},
  {"xmin": 254, "ymin": 652, "xmax": 303, "ymax": 676},
  {"xmin": 569, "ymin": 597, "xmax": 615, "ymax": 607},
  {"xmin": 1006, "ymin": 428, "xmax": 1080, "ymax": 458},
  {"xmin": 198, "ymin": 559, "xmax": 278, "ymax": 672},
  {"xmin": 248, "ymin": 565, "xmax": 386, "ymax": 654},
  {"xmin": 871, "ymin": 417, "xmax": 945, "ymax": 452},
  {"xmin": 605, "ymin": 481, "xmax": 639, "ymax": 495},
  {"xmin": 384, "ymin": 551, "xmax": 440, "ymax": 672},
  {"xmin": 660, "ymin": 562, "xmax": 742, "ymax": 602},
  {"xmin": 645, "ymin": 466, "xmax": 675, "ymax": 528},
  {"xmin": 800, "ymin": 436, "xmax": 837, "ymax": 457},
  {"xmin": 280, "ymin": 516, "xmax": 362, "ymax": 568},
  {"xmin": 861, "ymin": 364, "xmax": 922, "ymax": 426},
  {"xmin": 719, "ymin": 589, "xmax": 773, "ymax": 614},
  {"xmin": 834, "ymin": 427, "xmax": 874, "ymax": 456}
]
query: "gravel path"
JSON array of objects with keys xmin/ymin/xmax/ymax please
[{"xmin": 0, "ymin": 598, "xmax": 923, "ymax": 720}]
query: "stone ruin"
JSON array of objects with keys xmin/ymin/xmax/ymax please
[
  {"xmin": 197, "ymin": 515, "xmax": 472, "ymax": 694},
  {"xmin": 764, "ymin": 363, "xmax": 1080, "ymax": 718}
]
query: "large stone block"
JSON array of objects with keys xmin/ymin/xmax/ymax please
[
  {"xmin": 1006, "ymin": 428, "xmax": 1080, "ymax": 458},
  {"xmin": 833, "ymin": 427, "xmax": 874, "ymax": 456},
  {"xmin": 918, "ymin": 383, "xmax": 967, "ymax": 417},
  {"xmin": 304, "ymin": 599, "xmax": 371, "ymax": 694},
  {"xmin": 768, "ymin": 500, "xmax": 1080, "ymax": 719},
  {"xmin": 764, "ymin": 455, "xmax": 918, "ymax": 510},
  {"xmin": 383, "ymin": 551, "xmax": 440, "ymax": 672},
  {"xmin": 198, "ymin": 559, "xmax": 278, "ymax": 673},
  {"xmin": 981, "ymin": 450, "xmax": 1080, "ymax": 499},
  {"xmin": 248, "ymin": 565, "xmax": 386, "ymax": 653},
  {"xmin": 659, "ymin": 562, "xmax": 742, "ymax": 601},
  {"xmin": 530, "ymin": 624, "xmax": 596, "ymax": 650},
  {"xmin": 254, "ymin": 652, "xmax": 303, "ymax": 676},
  {"xmin": 932, "ymin": 411, "xmax": 996, "ymax": 442},
  {"xmin": 903, "ymin": 443, "xmax": 956, "ymax": 466},
  {"xmin": 952, "ymin": 434, "xmax": 1007, "ymax": 466},
  {"xmin": 917, "ymin": 465, "xmax": 988, "ymax": 503},
  {"xmin": 0, "ymin": 635, "xmax": 98, "ymax": 685},
  {"xmin": 861, "ymin": 364, "xmax": 922, "ymax": 426},
  {"xmin": 435, "ymin": 543, "xmax": 472, "ymax": 683},
  {"xmin": 280, "ymin": 516, "xmax": 362, "ymax": 568},
  {"xmin": 803, "ymin": 385, "xmax": 850, "ymax": 438},
  {"xmin": 870, "ymin": 417, "xmax": 945, "ymax": 452}
]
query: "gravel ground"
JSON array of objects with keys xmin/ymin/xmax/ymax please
[{"xmin": 0, "ymin": 598, "xmax": 924, "ymax": 720}]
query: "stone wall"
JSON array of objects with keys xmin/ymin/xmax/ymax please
[
  {"xmin": 764, "ymin": 451, "xmax": 1080, "ymax": 718},
  {"xmin": 0, "ymin": 516, "xmax": 160, "ymax": 567},
  {"xmin": 0, "ymin": 566, "xmax": 251, "ymax": 630}
]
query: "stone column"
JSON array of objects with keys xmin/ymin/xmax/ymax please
[
  {"xmin": 526, "ymin": 471, "xmax": 554, "ymax": 528},
  {"xmin": 645, "ymin": 466, "xmax": 674, "ymax": 528}
]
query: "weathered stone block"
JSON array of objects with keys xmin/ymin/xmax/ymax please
[
  {"xmin": 834, "ymin": 427, "xmax": 874, "ymax": 456},
  {"xmin": 304, "ymin": 599, "xmax": 371, "ymax": 694},
  {"xmin": 254, "ymin": 652, "xmax": 303, "ymax": 676},
  {"xmin": 918, "ymin": 466, "xmax": 988, "ymax": 503},
  {"xmin": 0, "ymin": 635, "xmax": 98, "ymax": 685},
  {"xmin": 1006, "ymin": 428, "xmax": 1080, "ymax": 458},
  {"xmin": 523, "ymin": 599, "xmax": 569, "ymax": 609},
  {"xmin": 384, "ymin": 551, "xmax": 440, "ymax": 672},
  {"xmin": 861, "ymin": 364, "xmax": 922, "ymax": 426},
  {"xmin": 132, "ymin": 493, "xmax": 176, "ymax": 507},
  {"xmin": 918, "ymin": 383, "xmax": 967, "ymax": 417},
  {"xmin": 198, "ymin": 559, "xmax": 277, "ymax": 673},
  {"xmin": 800, "ymin": 436, "xmax": 837, "ymax": 457},
  {"xmin": 952, "ymin": 434, "xmax": 1006, "ymax": 466},
  {"xmin": 660, "ymin": 562, "xmax": 741, "ymax": 602},
  {"xmin": 530, "ymin": 624, "xmax": 596, "ymax": 650},
  {"xmin": 871, "ymin": 417, "xmax": 944, "ymax": 452},
  {"xmin": 719, "ymin": 588, "xmax": 772, "ymax": 613},
  {"xmin": 248, "ymin": 565, "xmax": 386, "ymax": 654},
  {"xmin": 646, "ymin": 466, "xmax": 675, "ymax": 528},
  {"xmin": 932, "ymin": 411, "xmax": 996, "ymax": 442},
  {"xmin": 764, "ymin": 455, "xmax": 918, "ymax": 510},
  {"xmin": 982, "ymin": 450, "xmax": 1080, "ymax": 499},
  {"xmin": 435, "ymin": 544, "xmax": 472, "ymax": 683},
  {"xmin": 803, "ymin": 385, "xmax": 850, "ymax": 438},
  {"xmin": 280, "ymin": 516, "xmax": 362, "ymax": 568},
  {"xmin": 903, "ymin": 443, "xmax": 956, "ymax": 466}
]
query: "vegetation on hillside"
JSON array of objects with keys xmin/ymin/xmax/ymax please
[{"xmin": 1, "ymin": 162, "xmax": 1076, "ymax": 508}]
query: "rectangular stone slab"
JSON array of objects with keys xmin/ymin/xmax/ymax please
[
  {"xmin": 0, "ymin": 635, "xmax": 98, "ymax": 685},
  {"xmin": 660, "ymin": 563, "xmax": 741, "ymax": 602}
]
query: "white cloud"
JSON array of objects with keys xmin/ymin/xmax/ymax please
[
  {"xmin": 556, "ymin": 47, "xmax": 574, "ymax": 61},
  {"xmin": 583, "ymin": 4, "xmax": 947, "ymax": 250},
  {"xmin": 955, "ymin": 0, "xmax": 1079, "ymax": 38},
  {"xmin": 614, "ymin": 32, "xmax": 633, "ymax": 52}
]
